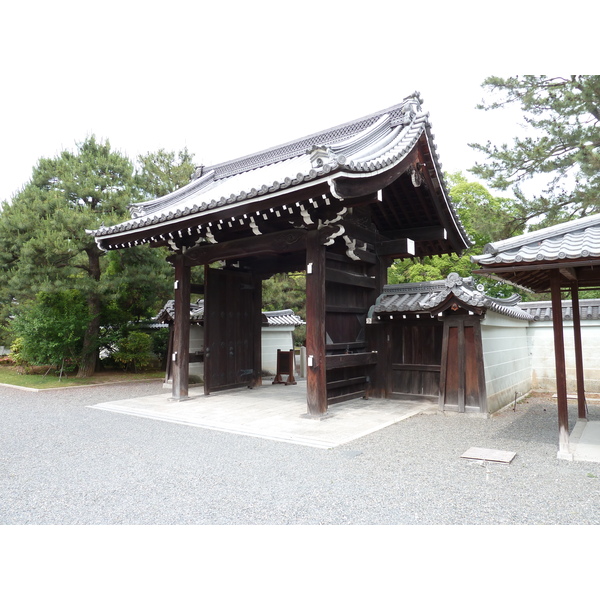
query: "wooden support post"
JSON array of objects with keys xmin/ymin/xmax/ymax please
[
  {"xmin": 305, "ymin": 229, "xmax": 327, "ymax": 416},
  {"xmin": 251, "ymin": 272, "xmax": 262, "ymax": 389},
  {"xmin": 551, "ymin": 271, "xmax": 570, "ymax": 458},
  {"xmin": 570, "ymin": 282, "xmax": 587, "ymax": 420},
  {"xmin": 457, "ymin": 321, "xmax": 466, "ymax": 413},
  {"xmin": 171, "ymin": 254, "xmax": 191, "ymax": 401}
]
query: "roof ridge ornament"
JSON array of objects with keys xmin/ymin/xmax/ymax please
[{"xmin": 307, "ymin": 145, "xmax": 341, "ymax": 169}]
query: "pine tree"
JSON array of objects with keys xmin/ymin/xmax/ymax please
[
  {"xmin": 469, "ymin": 75, "xmax": 600, "ymax": 229},
  {"xmin": 0, "ymin": 138, "xmax": 195, "ymax": 376}
]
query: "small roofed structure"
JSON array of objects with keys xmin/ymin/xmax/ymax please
[
  {"xmin": 367, "ymin": 273, "xmax": 534, "ymax": 414},
  {"xmin": 90, "ymin": 94, "xmax": 470, "ymax": 416},
  {"xmin": 472, "ymin": 213, "xmax": 600, "ymax": 459}
]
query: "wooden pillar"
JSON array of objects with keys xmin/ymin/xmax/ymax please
[
  {"xmin": 251, "ymin": 272, "xmax": 263, "ymax": 389},
  {"xmin": 550, "ymin": 270, "xmax": 570, "ymax": 457},
  {"xmin": 203, "ymin": 264, "xmax": 211, "ymax": 396},
  {"xmin": 305, "ymin": 229, "xmax": 327, "ymax": 416},
  {"xmin": 570, "ymin": 282, "xmax": 587, "ymax": 420},
  {"xmin": 171, "ymin": 253, "xmax": 191, "ymax": 401}
]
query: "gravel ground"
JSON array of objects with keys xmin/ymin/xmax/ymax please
[{"xmin": 1, "ymin": 380, "xmax": 600, "ymax": 525}]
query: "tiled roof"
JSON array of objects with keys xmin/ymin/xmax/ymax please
[
  {"xmin": 262, "ymin": 309, "xmax": 305, "ymax": 327},
  {"xmin": 518, "ymin": 299, "xmax": 600, "ymax": 321},
  {"xmin": 472, "ymin": 214, "xmax": 600, "ymax": 266},
  {"xmin": 155, "ymin": 300, "xmax": 304, "ymax": 326},
  {"xmin": 155, "ymin": 299, "xmax": 205, "ymax": 323},
  {"xmin": 89, "ymin": 93, "xmax": 469, "ymax": 252},
  {"xmin": 369, "ymin": 273, "xmax": 534, "ymax": 321}
]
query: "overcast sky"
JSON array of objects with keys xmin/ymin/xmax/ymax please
[{"xmin": 1, "ymin": 2, "xmax": 596, "ymax": 204}]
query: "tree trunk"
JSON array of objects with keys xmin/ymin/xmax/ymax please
[{"xmin": 77, "ymin": 248, "xmax": 102, "ymax": 378}]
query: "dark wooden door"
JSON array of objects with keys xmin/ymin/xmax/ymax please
[
  {"xmin": 204, "ymin": 268, "xmax": 258, "ymax": 393},
  {"xmin": 439, "ymin": 315, "xmax": 487, "ymax": 412}
]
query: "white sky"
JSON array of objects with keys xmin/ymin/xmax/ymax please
[{"xmin": 1, "ymin": 1, "xmax": 597, "ymax": 204}]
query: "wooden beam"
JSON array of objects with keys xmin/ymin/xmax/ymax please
[
  {"xmin": 325, "ymin": 268, "xmax": 377, "ymax": 289},
  {"xmin": 550, "ymin": 270, "xmax": 570, "ymax": 457},
  {"xmin": 560, "ymin": 267, "xmax": 578, "ymax": 281},
  {"xmin": 326, "ymin": 352, "xmax": 378, "ymax": 370},
  {"xmin": 185, "ymin": 228, "xmax": 309, "ymax": 265},
  {"xmin": 337, "ymin": 219, "xmax": 381, "ymax": 245},
  {"xmin": 171, "ymin": 254, "xmax": 191, "ymax": 400},
  {"xmin": 570, "ymin": 282, "xmax": 587, "ymax": 420},
  {"xmin": 383, "ymin": 225, "xmax": 447, "ymax": 242},
  {"xmin": 376, "ymin": 238, "xmax": 415, "ymax": 258},
  {"xmin": 305, "ymin": 229, "xmax": 327, "ymax": 416},
  {"xmin": 331, "ymin": 147, "xmax": 418, "ymax": 199}
]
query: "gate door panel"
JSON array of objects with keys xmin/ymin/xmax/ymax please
[{"xmin": 204, "ymin": 268, "xmax": 257, "ymax": 393}]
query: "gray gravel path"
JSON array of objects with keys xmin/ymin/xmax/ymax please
[{"xmin": 2, "ymin": 381, "xmax": 600, "ymax": 525}]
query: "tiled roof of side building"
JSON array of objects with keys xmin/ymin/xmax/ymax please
[
  {"xmin": 155, "ymin": 301, "xmax": 304, "ymax": 326},
  {"xmin": 472, "ymin": 213, "xmax": 600, "ymax": 266},
  {"xmin": 369, "ymin": 273, "xmax": 535, "ymax": 321}
]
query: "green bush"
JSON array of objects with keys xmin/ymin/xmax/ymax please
[
  {"xmin": 112, "ymin": 331, "xmax": 155, "ymax": 372},
  {"xmin": 10, "ymin": 291, "xmax": 89, "ymax": 376}
]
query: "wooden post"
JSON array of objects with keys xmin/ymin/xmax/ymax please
[
  {"xmin": 251, "ymin": 272, "xmax": 263, "ymax": 389},
  {"xmin": 171, "ymin": 254, "xmax": 191, "ymax": 401},
  {"xmin": 457, "ymin": 321, "xmax": 466, "ymax": 413},
  {"xmin": 570, "ymin": 282, "xmax": 587, "ymax": 420},
  {"xmin": 305, "ymin": 229, "xmax": 327, "ymax": 416},
  {"xmin": 550, "ymin": 271, "xmax": 570, "ymax": 458}
]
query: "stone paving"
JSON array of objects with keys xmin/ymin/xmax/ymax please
[{"xmin": 91, "ymin": 379, "xmax": 435, "ymax": 449}]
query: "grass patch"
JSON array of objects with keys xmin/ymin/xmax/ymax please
[{"xmin": 0, "ymin": 364, "xmax": 165, "ymax": 390}]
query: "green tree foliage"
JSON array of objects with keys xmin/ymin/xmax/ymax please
[
  {"xmin": 136, "ymin": 148, "xmax": 196, "ymax": 199},
  {"xmin": 11, "ymin": 290, "xmax": 90, "ymax": 376},
  {"xmin": 0, "ymin": 138, "xmax": 196, "ymax": 374},
  {"xmin": 469, "ymin": 75, "xmax": 600, "ymax": 229},
  {"xmin": 112, "ymin": 330, "xmax": 155, "ymax": 372},
  {"xmin": 262, "ymin": 273, "xmax": 307, "ymax": 346},
  {"xmin": 262, "ymin": 273, "xmax": 307, "ymax": 320}
]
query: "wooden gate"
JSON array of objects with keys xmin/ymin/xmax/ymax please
[
  {"xmin": 204, "ymin": 267, "xmax": 261, "ymax": 394},
  {"xmin": 439, "ymin": 315, "xmax": 487, "ymax": 412}
]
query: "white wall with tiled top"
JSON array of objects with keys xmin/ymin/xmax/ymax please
[{"xmin": 528, "ymin": 320, "xmax": 600, "ymax": 393}]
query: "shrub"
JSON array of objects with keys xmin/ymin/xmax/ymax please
[
  {"xmin": 112, "ymin": 331, "xmax": 154, "ymax": 372},
  {"xmin": 10, "ymin": 291, "xmax": 89, "ymax": 376}
]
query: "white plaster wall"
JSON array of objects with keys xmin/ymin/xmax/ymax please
[
  {"xmin": 528, "ymin": 321, "xmax": 600, "ymax": 392},
  {"xmin": 189, "ymin": 324, "xmax": 204, "ymax": 379},
  {"xmin": 261, "ymin": 326, "xmax": 295, "ymax": 375},
  {"xmin": 481, "ymin": 312, "xmax": 532, "ymax": 413}
]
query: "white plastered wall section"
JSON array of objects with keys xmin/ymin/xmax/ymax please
[
  {"xmin": 261, "ymin": 326, "xmax": 296, "ymax": 375},
  {"xmin": 189, "ymin": 324, "xmax": 204, "ymax": 379},
  {"xmin": 528, "ymin": 320, "xmax": 600, "ymax": 393},
  {"xmin": 481, "ymin": 311, "xmax": 532, "ymax": 413}
]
